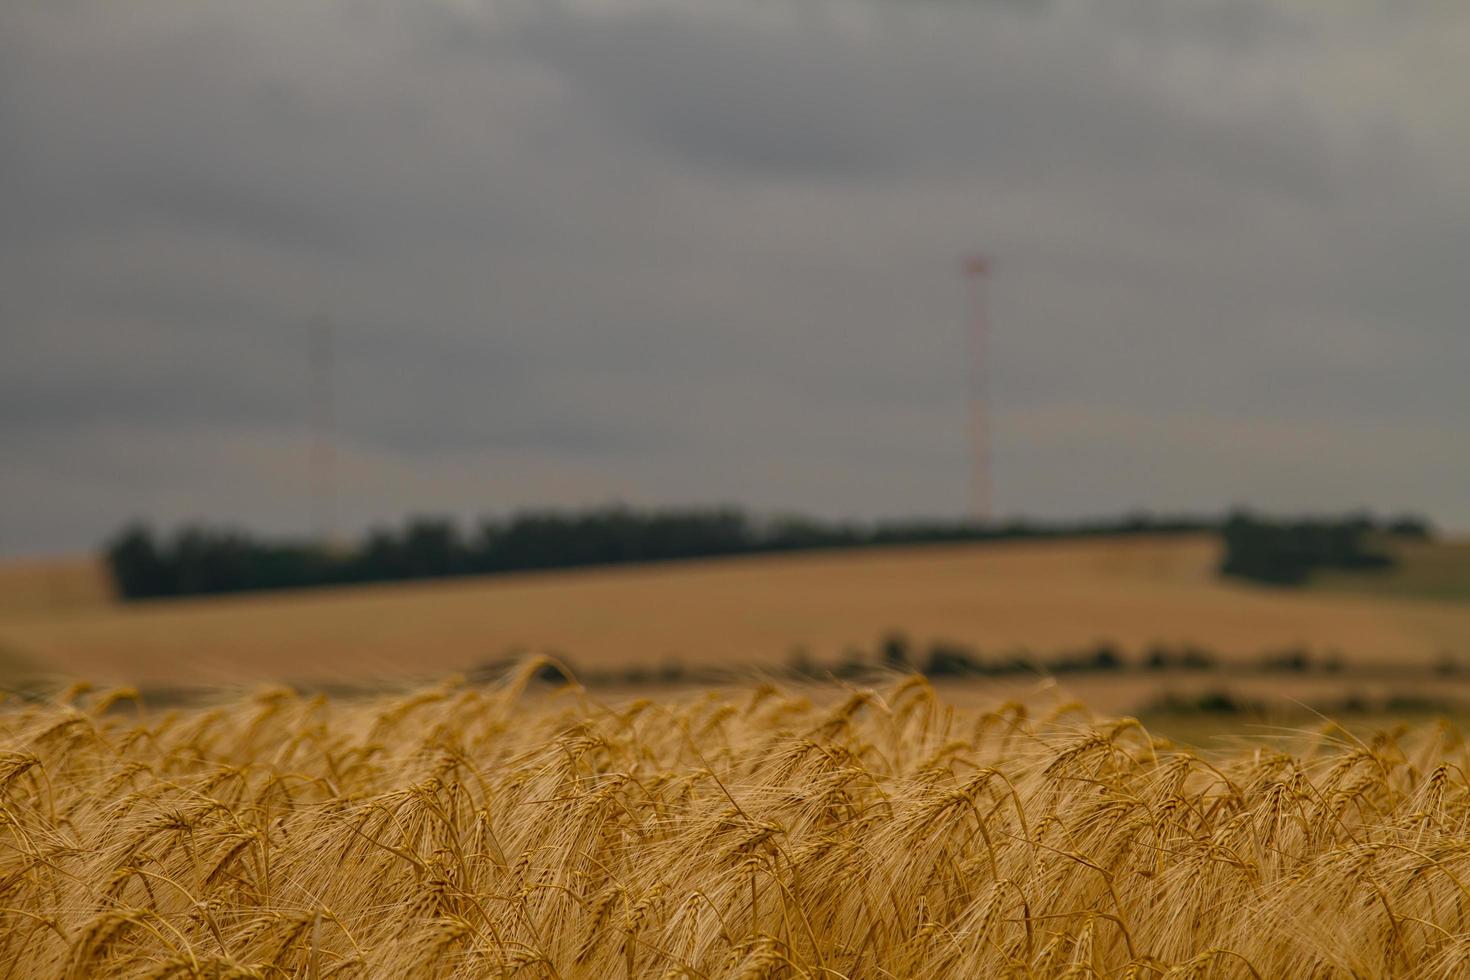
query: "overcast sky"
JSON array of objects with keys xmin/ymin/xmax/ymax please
[{"xmin": 3, "ymin": 0, "xmax": 1467, "ymax": 555}]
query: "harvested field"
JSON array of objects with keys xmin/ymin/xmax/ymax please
[
  {"xmin": 0, "ymin": 557, "xmax": 114, "ymax": 620},
  {"xmin": 4, "ymin": 536, "xmax": 1470, "ymax": 688},
  {"xmin": 1313, "ymin": 537, "xmax": 1470, "ymax": 603},
  {"xmin": 3, "ymin": 665, "xmax": 1469, "ymax": 977}
]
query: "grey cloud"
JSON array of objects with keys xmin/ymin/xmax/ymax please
[
  {"xmin": 2, "ymin": 0, "xmax": 1468, "ymax": 555},
  {"xmin": 500, "ymin": 1, "xmax": 1331, "ymax": 198},
  {"xmin": 121, "ymin": 172, "xmax": 360, "ymax": 253}
]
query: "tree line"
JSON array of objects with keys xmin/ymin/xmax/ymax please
[
  {"xmin": 105, "ymin": 508, "xmax": 1217, "ymax": 600},
  {"xmin": 104, "ymin": 506, "xmax": 1433, "ymax": 600},
  {"xmin": 1217, "ymin": 510, "xmax": 1430, "ymax": 585}
]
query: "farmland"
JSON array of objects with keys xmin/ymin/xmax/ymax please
[
  {"xmin": 0, "ymin": 557, "xmax": 113, "ymax": 619},
  {"xmin": 4, "ymin": 664, "xmax": 1470, "ymax": 977},
  {"xmin": 2, "ymin": 535, "xmax": 1470, "ymax": 694},
  {"xmin": 1312, "ymin": 536, "xmax": 1470, "ymax": 603},
  {"xmin": 5, "ymin": 539, "xmax": 1470, "ymax": 976}
]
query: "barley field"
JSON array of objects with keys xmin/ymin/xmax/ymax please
[
  {"xmin": 5, "ymin": 536, "xmax": 1470, "ymax": 688},
  {"xmin": 4, "ymin": 661, "xmax": 1469, "ymax": 978}
]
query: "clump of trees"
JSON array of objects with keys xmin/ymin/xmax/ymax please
[
  {"xmin": 104, "ymin": 507, "xmax": 1218, "ymax": 600},
  {"xmin": 1218, "ymin": 510, "xmax": 1430, "ymax": 586}
]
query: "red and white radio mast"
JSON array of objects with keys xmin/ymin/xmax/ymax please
[
  {"xmin": 962, "ymin": 255, "xmax": 993, "ymax": 523},
  {"xmin": 309, "ymin": 316, "xmax": 337, "ymax": 546}
]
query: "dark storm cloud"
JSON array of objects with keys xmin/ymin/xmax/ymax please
[
  {"xmin": 498, "ymin": 0, "xmax": 1331, "ymax": 196},
  {"xmin": 2, "ymin": 0, "xmax": 1468, "ymax": 555}
]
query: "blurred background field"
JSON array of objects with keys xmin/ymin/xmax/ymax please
[
  {"xmin": 0, "ymin": 557, "xmax": 114, "ymax": 620},
  {"xmin": 4, "ymin": 531, "xmax": 1469, "ymax": 734}
]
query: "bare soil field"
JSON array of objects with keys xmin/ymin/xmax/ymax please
[{"xmin": 2, "ymin": 534, "xmax": 1470, "ymax": 689}]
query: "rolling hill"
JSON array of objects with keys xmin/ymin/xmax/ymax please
[{"xmin": 3, "ymin": 533, "xmax": 1470, "ymax": 688}]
